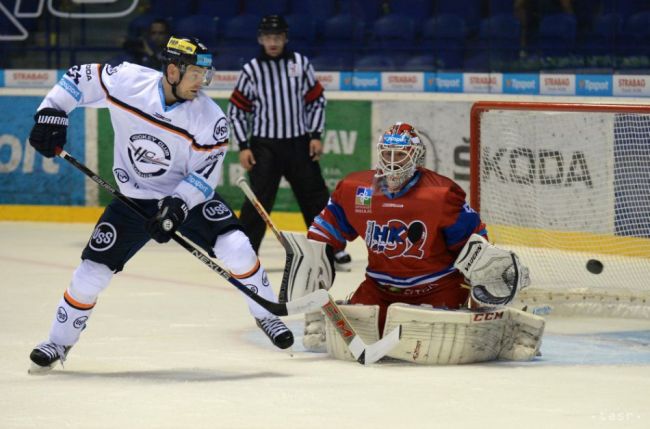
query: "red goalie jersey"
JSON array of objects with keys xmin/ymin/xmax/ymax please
[{"xmin": 308, "ymin": 168, "xmax": 487, "ymax": 327}]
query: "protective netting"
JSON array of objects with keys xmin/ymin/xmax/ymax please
[{"xmin": 473, "ymin": 104, "xmax": 650, "ymax": 318}]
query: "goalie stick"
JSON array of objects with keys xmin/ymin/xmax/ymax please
[
  {"xmin": 236, "ymin": 176, "xmax": 402, "ymax": 365},
  {"xmin": 56, "ymin": 148, "xmax": 328, "ymax": 317}
]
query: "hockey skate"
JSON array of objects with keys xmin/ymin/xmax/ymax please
[
  {"xmin": 256, "ymin": 316, "xmax": 294, "ymax": 349},
  {"xmin": 28, "ymin": 341, "xmax": 71, "ymax": 374},
  {"xmin": 333, "ymin": 250, "xmax": 352, "ymax": 272}
]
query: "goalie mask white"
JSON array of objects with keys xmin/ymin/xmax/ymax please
[{"xmin": 375, "ymin": 122, "xmax": 425, "ymax": 193}]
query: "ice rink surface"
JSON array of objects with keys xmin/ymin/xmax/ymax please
[{"xmin": 1, "ymin": 222, "xmax": 649, "ymax": 429}]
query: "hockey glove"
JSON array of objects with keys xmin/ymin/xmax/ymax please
[
  {"xmin": 146, "ymin": 197, "xmax": 189, "ymax": 243},
  {"xmin": 29, "ymin": 108, "xmax": 69, "ymax": 158}
]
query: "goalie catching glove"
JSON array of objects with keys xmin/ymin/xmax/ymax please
[{"xmin": 454, "ymin": 234, "xmax": 530, "ymax": 306}]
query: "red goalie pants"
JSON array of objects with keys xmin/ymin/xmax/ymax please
[{"xmin": 350, "ymin": 272, "xmax": 469, "ymax": 336}]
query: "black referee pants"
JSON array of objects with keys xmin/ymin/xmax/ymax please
[{"xmin": 240, "ymin": 135, "xmax": 330, "ymax": 253}]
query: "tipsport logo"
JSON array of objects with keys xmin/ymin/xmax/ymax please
[{"xmin": 1, "ymin": 0, "xmax": 140, "ymax": 41}]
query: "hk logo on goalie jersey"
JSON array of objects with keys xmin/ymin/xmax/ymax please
[{"xmin": 365, "ymin": 219, "xmax": 427, "ymax": 259}]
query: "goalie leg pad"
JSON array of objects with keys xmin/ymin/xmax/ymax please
[
  {"xmin": 498, "ymin": 307, "xmax": 545, "ymax": 361},
  {"xmin": 303, "ymin": 310, "xmax": 327, "ymax": 352},
  {"xmin": 323, "ymin": 304, "xmax": 380, "ymax": 362},
  {"xmin": 384, "ymin": 304, "xmax": 545, "ymax": 364}
]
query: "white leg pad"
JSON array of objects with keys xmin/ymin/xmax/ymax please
[
  {"xmin": 303, "ymin": 310, "xmax": 327, "ymax": 352},
  {"xmin": 384, "ymin": 304, "xmax": 545, "ymax": 364},
  {"xmin": 323, "ymin": 304, "xmax": 380, "ymax": 362}
]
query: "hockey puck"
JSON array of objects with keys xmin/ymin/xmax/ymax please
[{"xmin": 586, "ymin": 259, "xmax": 603, "ymax": 274}]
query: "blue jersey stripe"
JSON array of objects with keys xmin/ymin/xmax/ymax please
[
  {"xmin": 327, "ymin": 200, "xmax": 356, "ymax": 236},
  {"xmin": 443, "ymin": 204, "xmax": 482, "ymax": 247},
  {"xmin": 313, "ymin": 215, "xmax": 346, "ymax": 244}
]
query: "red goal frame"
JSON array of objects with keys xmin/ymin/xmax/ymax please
[{"xmin": 469, "ymin": 101, "xmax": 650, "ymax": 211}]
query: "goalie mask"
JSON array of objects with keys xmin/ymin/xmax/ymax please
[{"xmin": 375, "ymin": 122, "xmax": 425, "ymax": 193}]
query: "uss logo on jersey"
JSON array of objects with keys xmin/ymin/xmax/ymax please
[
  {"xmin": 127, "ymin": 134, "xmax": 171, "ymax": 178},
  {"xmin": 355, "ymin": 187, "xmax": 373, "ymax": 213},
  {"xmin": 365, "ymin": 219, "xmax": 427, "ymax": 259},
  {"xmin": 202, "ymin": 200, "xmax": 233, "ymax": 221}
]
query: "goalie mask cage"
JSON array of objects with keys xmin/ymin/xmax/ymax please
[{"xmin": 470, "ymin": 101, "xmax": 650, "ymax": 319}]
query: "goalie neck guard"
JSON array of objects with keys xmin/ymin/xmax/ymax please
[{"xmin": 375, "ymin": 122, "xmax": 425, "ymax": 194}]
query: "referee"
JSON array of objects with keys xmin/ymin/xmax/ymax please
[{"xmin": 228, "ymin": 15, "xmax": 351, "ymax": 270}]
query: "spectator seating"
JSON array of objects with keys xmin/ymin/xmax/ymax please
[
  {"xmin": 339, "ymin": 0, "xmax": 385, "ymax": 24},
  {"xmin": 197, "ymin": 0, "xmax": 240, "ymax": 20},
  {"xmin": 244, "ymin": 0, "xmax": 290, "ymax": 17},
  {"xmin": 317, "ymin": 14, "xmax": 366, "ymax": 56},
  {"xmin": 420, "ymin": 15, "xmax": 468, "ymax": 69},
  {"xmin": 579, "ymin": 13, "xmax": 623, "ymax": 57},
  {"xmin": 354, "ymin": 54, "xmax": 398, "ymax": 71},
  {"xmin": 602, "ymin": 0, "xmax": 649, "ymax": 17},
  {"xmin": 619, "ymin": 11, "xmax": 650, "ymax": 57},
  {"xmin": 388, "ymin": 0, "xmax": 433, "ymax": 26},
  {"xmin": 487, "ymin": 0, "xmax": 514, "ymax": 15},
  {"xmin": 285, "ymin": 14, "xmax": 318, "ymax": 55},
  {"xmin": 173, "ymin": 15, "xmax": 220, "ymax": 49},
  {"xmin": 291, "ymin": 0, "xmax": 336, "ymax": 20},
  {"xmin": 537, "ymin": 13, "xmax": 577, "ymax": 57},
  {"xmin": 368, "ymin": 13, "xmax": 417, "ymax": 54},
  {"xmin": 401, "ymin": 54, "xmax": 437, "ymax": 71},
  {"xmin": 435, "ymin": 0, "xmax": 482, "ymax": 34},
  {"xmin": 310, "ymin": 53, "xmax": 355, "ymax": 71},
  {"xmin": 466, "ymin": 14, "xmax": 521, "ymax": 71},
  {"xmin": 128, "ymin": 13, "xmax": 158, "ymax": 38},
  {"xmin": 221, "ymin": 14, "xmax": 260, "ymax": 48}
]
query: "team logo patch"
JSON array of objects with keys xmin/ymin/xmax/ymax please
[
  {"xmin": 245, "ymin": 284, "xmax": 258, "ymax": 294},
  {"xmin": 73, "ymin": 316, "xmax": 89, "ymax": 329},
  {"xmin": 89, "ymin": 222, "xmax": 117, "ymax": 251},
  {"xmin": 105, "ymin": 64, "xmax": 122, "ymax": 75},
  {"xmin": 355, "ymin": 187, "xmax": 373, "ymax": 213},
  {"xmin": 365, "ymin": 219, "xmax": 427, "ymax": 259},
  {"xmin": 262, "ymin": 272, "xmax": 270, "ymax": 287},
  {"xmin": 127, "ymin": 134, "xmax": 171, "ymax": 178},
  {"xmin": 202, "ymin": 200, "xmax": 232, "ymax": 221},
  {"xmin": 213, "ymin": 117, "xmax": 228, "ymax": 142},
  {"xmin": 114, "ymin": 168, "xmax": 129, "ymax": 183},
  {"xmin": 65, "ymin": 65, "xmax": 81, "ymax": 85},
  {"xmin": 57, "ymin": 306, "xmax": 68, "ymax": 323}
]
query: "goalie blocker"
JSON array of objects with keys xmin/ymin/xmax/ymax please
[{"xmin": 278, "ymin": 231, "xmax": 335, "ymax": 303}]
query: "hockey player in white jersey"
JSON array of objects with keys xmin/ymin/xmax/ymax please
[{"xmin": 27, "ymin": 36, "xmax": 293, "ymax": 373}]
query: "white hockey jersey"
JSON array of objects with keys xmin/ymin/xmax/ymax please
[{"xmin": 39, "ymin": 62, "xmax": 228, "ymax": 209}]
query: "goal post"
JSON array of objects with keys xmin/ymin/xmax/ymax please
[{"xmin": 470, "ymin": 101, "xmax": 650, "ymax": 318}]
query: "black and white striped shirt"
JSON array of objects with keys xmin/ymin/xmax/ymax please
[{"xmin": 227, "ymin": 50, "xmax": 326, "ymax": 149}]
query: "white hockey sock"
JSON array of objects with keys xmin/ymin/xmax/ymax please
[
  {"xmin": 49, "ymin": 293, "xmax": 94, "ymax": 347},
  {"xmin": 214, "ymin": 230, "xmax": 277, "ymax": 318},
  {"xmin": 48, "ymin": 259, "xmax": 113, "ymax": 347}
]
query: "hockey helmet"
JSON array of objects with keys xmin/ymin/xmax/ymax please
[
  {"xmin": 375, "ymin": 122, "xmax": 425, "ymax": 193},
  {"xmin": 258, "ymin": 15, "xmax": 289, "ymax": 35},
  {"xmin": 162, "ymin": 36, "xmax": 214, "ymax": 86}
]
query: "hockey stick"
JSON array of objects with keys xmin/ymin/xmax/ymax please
[
  {"xmin": 56, "ymin": 148, "xmax": 328, "ymax": 317},
  {"xmin": 236, "ymin": 176, "xmax": 402, "ymax": 365},
  {"xmin": 235, "ymin": 176, "xmax": 296, "ymax": 302}
]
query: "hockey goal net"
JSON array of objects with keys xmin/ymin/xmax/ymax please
[{"xmin": 470, "ymin": 101, "xmax": 650, "ymax": 318}]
